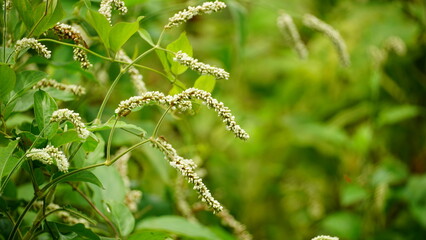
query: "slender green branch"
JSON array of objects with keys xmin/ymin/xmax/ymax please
[
  {"xmin": 70, "ymin": 183, "xmax": 119, "ymax": 238},
  {"xmin": 40, "ymin": 162, "xmax": 106, "ymax": 193},
  {"xmin": 8, "ymin": 195, "xmax": 38, "ymax": 240},
  {"xmin": 2, "ymin": 211, "xmax": 23, "ymax": 240},
  {"xmin": 152, "ymin": 106, "xmax": 172, "ymax": 138},
  {"xmin": 105, "ymin": 139, "xmax": 150, "ymax": 166},
  {"xmin": 68, "ymin": 142, "xmax": 83, "ymax": 162},
  {"xmin": 37, "ymin": 38, "xmax": 169, "ymax": 78},
  {"xmin": 27, "ymin": 160, "xmax": 40, "ymax": 194},
  {"xmin": 95, "ymin": 47, "xmax": 155, "ymax": 123},
  {"xmin": 3, "ymin": 0, "xmax": 7, "ymax": 62},
  {"xmin": 0, "ymin": 123, "xmax": 50, "ymax": 194},
  {"xmin": 106, "ymin": 117, "xmax": 119, "ymax": 162}
]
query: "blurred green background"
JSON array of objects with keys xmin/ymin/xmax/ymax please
[{"xmin": 48, "ymin": 0, "xmax": 426, "ymax": 239}]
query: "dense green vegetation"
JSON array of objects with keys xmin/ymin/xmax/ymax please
[{"xmin": 0, "ymin": 0, "xmax": 425, "ymax": 239}]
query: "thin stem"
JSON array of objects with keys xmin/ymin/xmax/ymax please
[
  {"xmin": 106, "ymin": 116, "xmax": 119, "ymax": 162},
  {"xmin": 152, "ymin": 106, "xmax": 171, "ymax": 138},
  {"xmin": 8, "ymin": 195, "xmax": 38, "ymax": 240},
  {"xmin": 40, "ymin": 162, "xmax": 106, "ymax": 193},
  {"xmin": 0, "ymin": 123, "xmax": 50, "ymax": 194},
  {"xmin": 106, "ymin": 139, "xmax": 150, "ymax": 166},
  {"xmin": 2, "ymin": 211, "xmax": 23, "ymax": 239},
  {"xmin": 68, "ymin": 142, "xmax": 83, "ymax": 162},
  {"xmin": 27, "ymin": 160, "xmax": 40, "ymax": 194},
  {"xmin": 156, "ymin": 29, "xmax": 166, "ymax": 46},
  {"xmin": 70, "ymin": 183, "xmax": 119, "ymax": 238},
  {"xmin": 95, "ymin": 47, "xmax": 155, "ymax": 123},
  {"xmin": 3, "ymin": 0, "xmax": 7, "ymax": 62},
  {"xmin": 37, "ymin": 39, "xmax": 169, "ymax": 78}
]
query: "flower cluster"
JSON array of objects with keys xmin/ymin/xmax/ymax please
[
  {"xmin": 33, "ymin": 78, "xmax": 86, "ymax": 96},
  {"xmin": 15, "ymin": 38, "xmax": 51, "ymax": 59},
  {"xmin": 99, "ymin": 0, "xmax": 128, "ymax": 24},
  {"xmin": 383, "ymin": 36, "xmax": 406, "ymax": 56},
  {"xmin": 33, "ymin": 201, "xmax": 90, "ymax": 227},
  {"xmin": 174, "ymin": 51, "xmax": 230, "ymax": 80},
  {"xmin": 52, "ymin": 23, "xmax": 92, "ymax": 69},
  {"xmin": 170, "ymin": 88, "xmax": 250, "ymax": 140},
  {"xmin": 311, "ymin": 235, "xmax": 339, "ymax": 240},
  {"xmin": 165, "ymin": 1, "xmax": 227, "ymax": 29},
  {"xmin": 50, "ymin": 109, "xmax": 90, "ymax": 139},
  {"xmin": 27, "ymin": 146, "xmax": 69, "ymax": 172},
  {"xmin": 303, "ymin": 14, "xmax": 350, "ymax": 67},
  {"xmin": 152, "ymin": 137, "xmax": 223, "ymax": 213},
  {"xmin": 115, "ymin": 88, "xmax": 249, "ymax": 140},
  {"xmin": 125, "ymin": 190, "xmax": 142, "ymax": 212},
  {"xmin": 115, "ymin": 91, "xmax": 170, "ymax": 116},
  {"xmin": 277, "ymin": 13, "xmax": 308, "ymax": 59},
  {"xmin": 117, "ymin": 50, "xmax": 147, "ymax": 94}
]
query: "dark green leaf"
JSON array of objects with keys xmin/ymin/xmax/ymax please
[
  {"xmin": 109, "ymin": 16, "xmax": 143, "ymax": 52},
  {"xmin": 46, "ymin": 221, "xmax": 100, "ymax": 240},
  {"xmin": 52, "ymin": 170, "xmax": 104, "ymax": 189},
  {"xmin": 106, "ymin": 201, "xmax": 135, "ymax": 236},
  {"xmin": 0, "ymin": 65, "xmax": 16, "ymax": 101},
  {"xmin": 167, "ymin": 32, "xmax": 192, "ymax": 75},
  {"xmin": 128, "ymin": 231, "xmax": 171, "ymax": 240},
  {"xmin": 194, "ymin": 75, "xmax": 216, "ymax": 92},
  {"xmin": 136, "ymin": 216, "xmax": 220, "ymax": 240},
  {"xmin": 321, "ymin": 212, "xmax": 361, "ymax": 240},
  {"xmin": 0, "ymin": 140, "xmax": 19, "ymax": 184},
  {"xmin": 33, "ymin": 90, "xmax": 58, "ymax": 138}
]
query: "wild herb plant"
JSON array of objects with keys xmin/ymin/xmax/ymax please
[{"xmin": 0, "ymin": 0, "xmax": 253, "ymax": 239}]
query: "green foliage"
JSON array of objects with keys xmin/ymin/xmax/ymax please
[{"xmin": 1, "ymin": 0, "xmax": 425, "ymax": 240}]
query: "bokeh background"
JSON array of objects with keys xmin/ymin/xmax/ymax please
[{"xmin": 48, "ymin": 0, "xmax": 426, "ymax": 239}]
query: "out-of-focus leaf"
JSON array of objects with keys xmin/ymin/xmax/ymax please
[
  {"xmin": 340, "ymin": 184, "xmax": 369, "ymax": 206},
  {"xmin": 109, "ymin": 16, "xmax": 143, "ymax": 52},
  {"xmin": 136, "ymin": 216, "xmax": 220, "ymax": 240},
  {"xmin": 321, "ymin": 212, "xmax": 362, "ymax": 240},
  {"xmin": 128, "ymin": 231, "xmax": 171, "ymax": 240},
  {"xmin": 89, "ymin": 118, "xmax": 146, "ymax": 136},
  {"xmin": 371, "ymin": 158, "xmax": 408, "ymax": 185},
  {"xmin": 167, "ymin": 32, "xmax": 192, "ymax": 75},
  {"xmin": 194, "ymin": 75, "xmax": 216, "ymax": 92},
  {"xmin": 378, "ymin": 105, "xmax": 420, "ymax": 126},
  {"xmin": 0, "ymin": 65, "xmax": 16, "ymax": 101},
  {"xmin": 404, "ymin": 175, "xmax": 426, "ymax": 227},
  {"xmin": 105, "ymin": 201, "xmax": 135, "ymax": 236}
]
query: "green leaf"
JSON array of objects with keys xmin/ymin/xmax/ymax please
[
  {"xmin": 321, "ymin": 212, "xmax": 361, "ymax": 240},
  {"xmin": 13, "ymin": 0, "xmax": 64, "ymax": 36},
  {"xmin": 378, "ymin": 105, "xmax": 420, "ymax": 126},
  {"xmin": 136, "ymin": 216, "xmax": 220, "ymax": 240},
  {"xmin": 0, "ymin": 140, "xmax": 19, "ymax": 183},
  {"xmin": 46, "ymin": 221, "xmax": 100, "ymax": 240},
  {"xmin": 128, "ymin": 231, "xmax": 171, "ymax": 240},
  {"xmin": 138, "ymin": 29, "xmax": 154, "ymax": 46},
  {"xmin": 340, "ymin": 184, "xmax": 368, "ymax": 206},
  {"xmin": 91, "ymin": 167, "xmax": 126, "ymax": 202},
  {"xmin": 194, "ymin": 75, "xmax": 216, "ymax": 92},
  {"xmin": 0, "ymin": 65, "xmax": 16, "ymax": 101},
  {"xmin": 85, "ymin": 9, "xmax": 111, "ymax": 49},
  {"xmin": 405, "ymin": 175, "xmax": 426, "ymax": 227},
  {"xmin": 33, "ymin": 90, "xmax": 58, "ymax": 138},
  {"xmin": 52, "ymin": 170, "xmax": 104, "ymax": 189},
  {"xmin": 109, "ymin": 16, "xmax": 143, "ymax": 52},
  {"xmin": 167, "ymin": 32, "xmax": 193, "ymax": 75},
  {"xmin": 106, "ymin": 201, "xmax": 135, "ymax": 236},
  {"xmin": 155, "ymin": 50, "xmax": 172, "ymax": 77}
]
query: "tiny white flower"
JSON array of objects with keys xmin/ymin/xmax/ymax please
[
  {"xmin": 174, "ymin": 51, "xmax": 229, "ymax": 80},
  {"xmin": 15, "ymin": 38, "xmax": 51, "ymax": 59},
  {"xmin": 51, "ymin": 109, "xmax": 90, "ymax": 139}
]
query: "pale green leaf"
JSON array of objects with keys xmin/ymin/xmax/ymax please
[
  {"xmin": 167, "ymin": 32, "xmax": 193, "ymax": 75},
  {"xmin": 109, "ymin": 17, "xmax": 143, "ymax": 52},
  {"xmin": 194, "ymin": 75, "xmax": 216, "ymax": 92}
]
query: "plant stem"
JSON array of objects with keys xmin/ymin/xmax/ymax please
[
  {"xmin": 106, "ymin": 117, "xmax": 119, "ymax": 162},
  {"xmin": 3, "ymin": 0, "xmax": 7, "ymax": 62},
  {"xmin": 105, "ymin": 139, "xmax": 150, "ymax": 166},
  {"xmin": 95, "ymin": 47, "xmax": 155, "ymax": 123},
  {"xmin": 27, "ymin": 0, "xmax": 49, "ymax": 37},
  {"xmin": 70, "ymin": 184, "xmax": 120, "ymax": 238},
  {"xmin": 8, "ymin": 196, "xmax": 38, "ymax": 240},
  {"xmin": 152, "ymin": 106, "xmax": 171, "ymax": 138}
]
